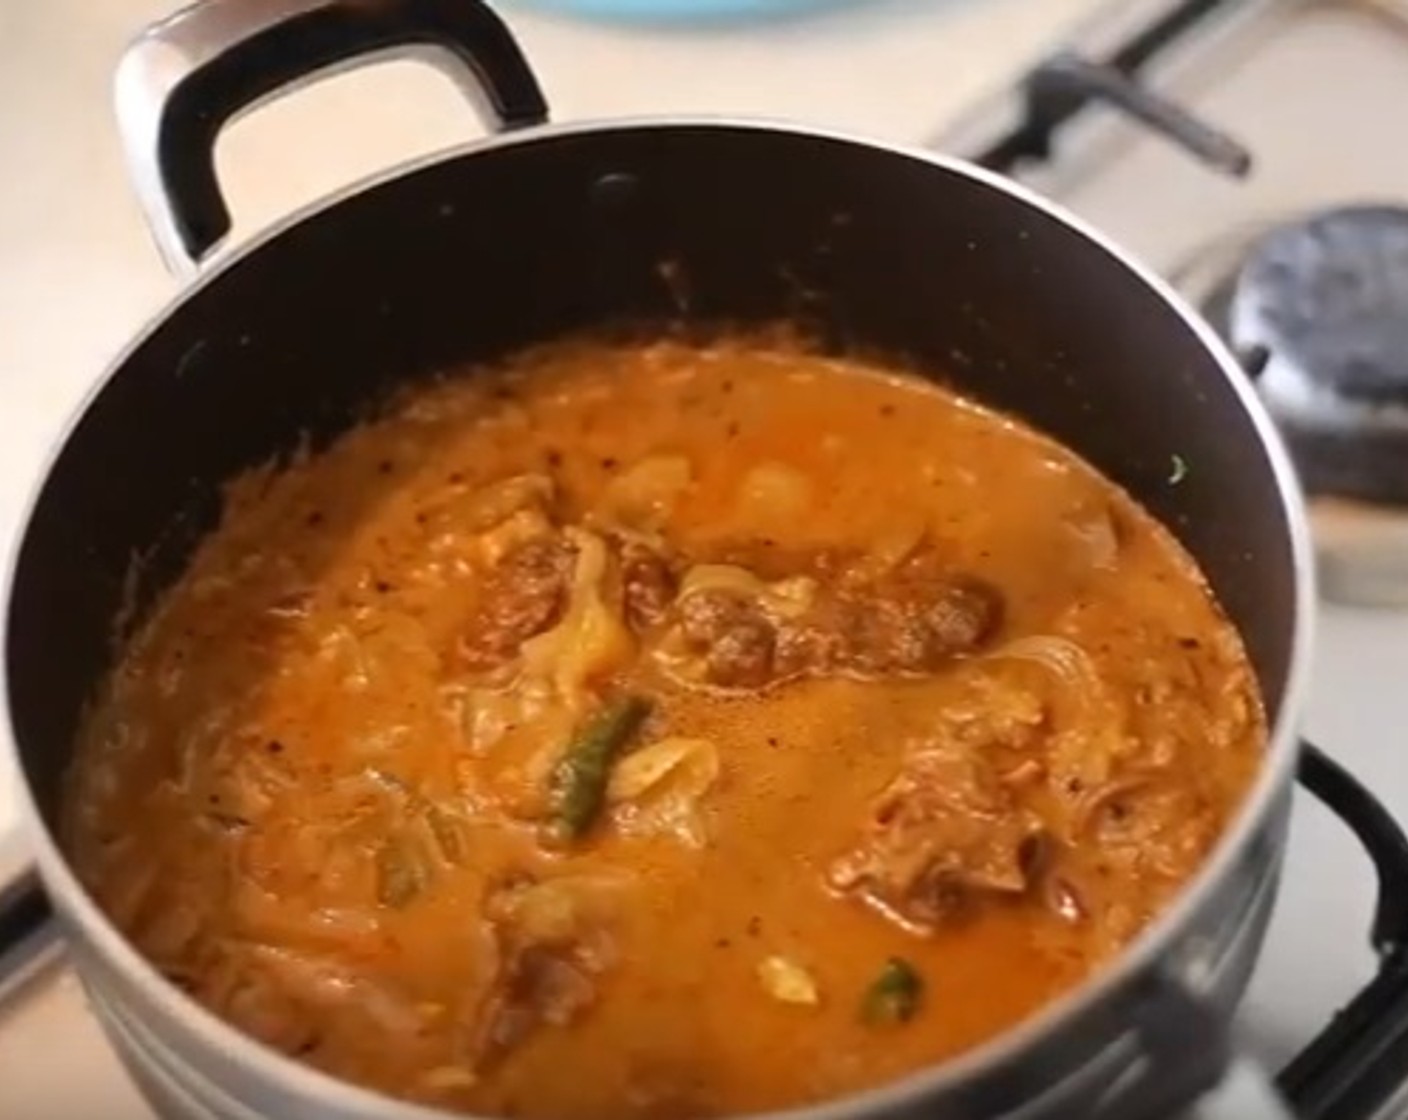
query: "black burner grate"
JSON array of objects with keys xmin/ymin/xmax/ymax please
[
  {"xmin": 1282, "ymin": 745, "xmax": 1408, "ymax": 1120},
  {"xmin": 972, "ymin": 0, "xmax": 1251, "ymax": 178}
]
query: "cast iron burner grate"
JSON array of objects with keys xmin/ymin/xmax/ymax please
[
  {"xmin": 1284, "ymin": 745, "xmax": 1408, "ymax": 1120},
  {"xmin": 969, "ymin": 0, "xmax": 1254, "ymax": 183}
]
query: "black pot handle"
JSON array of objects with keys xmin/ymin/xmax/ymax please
[
  {"xmin": 115, "ymin": 0, "xmax": 549, "ymax": 274},
  {"xmin": 1108, "ymin": 741, "xmax": 1408, "ymax": 1120}
]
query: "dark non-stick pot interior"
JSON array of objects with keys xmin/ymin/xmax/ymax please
[{"xmin": 7, "ymin": 124, "xmax": 1301, "ymax": 827}]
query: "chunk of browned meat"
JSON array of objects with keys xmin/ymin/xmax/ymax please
[
  {"xmin": 622, "ymin": 545, "xmax": 678, "ymax": 631},
  {"xmin": 461, "ymin": 537, "xmax": 576, "ymax": 670},
  {"xmin": 829, "ymin": 750, "xmax": 1044, "ymax": 933},
  {"xmin": 921, "ymin": 577, "xmax": 1004, "ymax": 652},
  {"xmin": 867, "ymin": 566, "xmax": 1002, "ymax": 668},
  {"xmin": 677, "ymin": 590, "xmax": 777, "ymax": 689},
  {"xmin": 464, "ymin": 875, "xmax": 620, "ymax": 1069},
  {"xmin": 471, "ymin": 944, "xmax": 598, "ymax": 1069},
  {"xmin": 672, "ymin": 568, "xmax": 1001, "ymax": 689},
  {"xmin": 785, "ymin": 577, "xmax": 1002, "ymax": 678}
]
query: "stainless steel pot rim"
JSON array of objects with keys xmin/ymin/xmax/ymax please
[{"xmin": 0, "ymin": 113, "xmax": 1317, "ymax": 1120}]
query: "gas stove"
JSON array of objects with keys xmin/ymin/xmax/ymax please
[{"xmin": 5, "ymin": 1, "xmax": 1408, "ymax": 1118}]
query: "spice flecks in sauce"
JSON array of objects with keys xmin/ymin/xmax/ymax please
[{"xmin": 65, "ymin": 338, "xmax": 1263, "ymax": 1119}]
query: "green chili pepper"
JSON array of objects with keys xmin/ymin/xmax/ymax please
[
  {"xmin": 862, "ymin": 957, "xmax": 923, "ymax": 1025},
  {"xmin": 549, "ymin": 694, "xmax": 652, "ymax": 841}
]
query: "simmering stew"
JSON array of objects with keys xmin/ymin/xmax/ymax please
[{"xmin": 65, "ymin": 337, "xmax": 1264, "ymax": 1119}]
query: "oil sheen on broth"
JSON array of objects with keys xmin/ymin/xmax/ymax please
[{"xmin": 65, "ymin": 338, "xmax": 1264, "ymax": 1119}]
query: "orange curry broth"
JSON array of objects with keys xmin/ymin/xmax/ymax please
[{"xmin": 65, "ymin": 337, "xmax": 1264, "ymax": 1119}]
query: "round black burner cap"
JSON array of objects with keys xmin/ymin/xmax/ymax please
[{"xmin": 1229, "ymin": 205, "xmax": 1408, "ymax": 505}]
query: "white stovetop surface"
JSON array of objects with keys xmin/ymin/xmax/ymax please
[{"xmin": 4, "ymin": 2, "xmax": 1406, "ymax": 1118}]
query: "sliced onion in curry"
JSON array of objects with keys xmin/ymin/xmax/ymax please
[{"xmin": 63, "ymin": 336, "xmax": 1265, "ymax": 1120}]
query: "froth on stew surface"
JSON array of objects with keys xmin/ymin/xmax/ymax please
[{"xmin": 65, "ymin": 337, "xmax": 1263, "ymax": 1119}]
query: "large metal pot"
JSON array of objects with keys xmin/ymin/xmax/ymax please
[{"xmin": 1, "ymin": 1, "xmax": 1314, "ymax": 1117}]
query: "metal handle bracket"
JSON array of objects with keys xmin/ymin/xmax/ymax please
[{"xmin": 114, "ymin": 0, "xmax": 548, "ymax": 275}]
